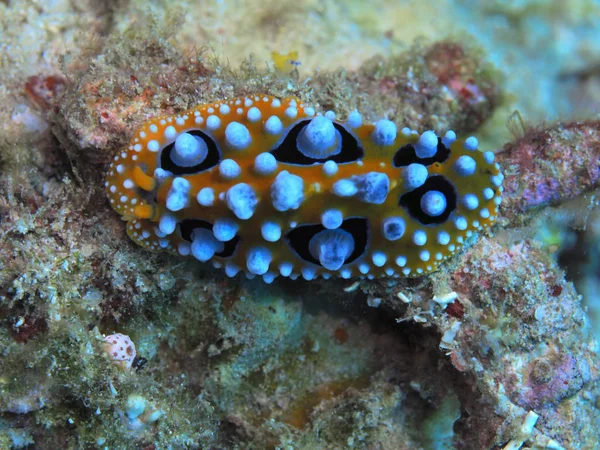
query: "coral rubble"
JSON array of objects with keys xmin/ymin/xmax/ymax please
[{"xmin": 0, "ymin": 1, "xmax": 599, "ymax": 449}]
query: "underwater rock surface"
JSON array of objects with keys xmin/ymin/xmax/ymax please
[{"xmin": 1, "ymin": 0, "xmax": 600, "ymax": 449}]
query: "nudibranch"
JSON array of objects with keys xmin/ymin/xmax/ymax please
[{"xmin": 105, "ymin": 95, "xmax": 503, "ymax": 282}]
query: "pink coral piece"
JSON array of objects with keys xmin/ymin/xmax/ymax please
[{"xmin": 103, "ymin": 333, "xmax": 136, "ymax": 369}]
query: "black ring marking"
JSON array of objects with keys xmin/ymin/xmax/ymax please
[
  {"xmin": 160, "ymin": 130, "xmax": 221, "ymax": 175},
  {"xmin": 179, "ymin": 219, "xmax": 239, "ymax": 258},
  {"xmin": 285, "ymin": 217, "xmax": 369, "ymax": 267},
  {"xmin": 399, "ymin": 175, "xmax": 457, "ymax": 225},
  {"xmin": 392, "ymin": 137, "xmax": 451, "ymax": 167},
  {"xmin": 270, "ymin": 120, "xmax": 364, "ymax": 165}
]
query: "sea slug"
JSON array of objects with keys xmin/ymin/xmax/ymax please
[{"xmin": 105, "ymin": 95, "xmax": 503, "ymax": 282}]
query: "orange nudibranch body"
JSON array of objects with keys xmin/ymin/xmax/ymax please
[{"xmin": 106, "ymin": 94, "xmax": 503, "ymax": 282}]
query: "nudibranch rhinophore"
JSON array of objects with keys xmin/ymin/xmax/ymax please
[{"xmin": 105, "ymin": 94, "xmax": 503, "ymax": 282}]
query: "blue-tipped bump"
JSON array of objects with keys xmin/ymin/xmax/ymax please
[
  {"xmin": 413, "ymin": 230, "xmax": 427, "ymax": 246},
  {"xmin": 346, "ymin": 110, "xmax": 362, "ymax": 128},
  {"xmin": 321, "ymin": 209, "xmax": 343, "ymax": 229},
  {"xmin": 301, "ymin": 267, "xmax": 317, "ymax": 281},
  {"xmin": 246, "ymin": 246, "xmax": 273, "ymax": 275},
  {"xmin": 247, "ymin": 107, "xmax": 261, "ymax": 123},
  {"xmin": 483, "ymin": 151, "xmax": 495, "ymax": 164},
  {"xmin": 453, "ymin": 155, "xmax": 477, "ymax": 176},
  {"xmin": 382, "ymin": 217, "xmax": 406, "ymax": 241},
  {"xmin": 340, "ymin": 268, "xmax": 352, "ymax": 279},
  {"xmin": 197, "ymin": 187, "xmax": 215, "ymax": 206},
  {"xmin": 264, "ymin": 115, "xmax": 283, "ymax": 135},
  {"xmin": 191, "ymin": 228, "xmax": 224, "ymax": 262},
  {"xmin": 332, "ymin": 179, "xmax": 357, "ymax": 197},
  {"xmin": 322, "ymin": 160, "xmax": 338, "ymax": 177},
  {"xmin": 279, "ymin": 262, "xmax": 293, "ymax": 277},
  {"xmin": 153, "ymin": 168, "xmax": 171, "ymax": 184},
  {"xmin": 178, "ymin": 242, "xmax": 191, "ymax": 256},
  {"xmin": 414, "ymin": 130, "xmax": 438, "ymax": 158},
  {"xmin": 172, "ymin": 133, "xmax": 208, "ymax": 167},
  {"xmin": 297, "ymin": 116, "xmax": 340, "ymax": 159},
  {"xmin": 166, "ymin": 177, "xmax": 191, "ymax": 212},
  {"xmin": 462, "ymin": 193, "xmax": 479, "ymax": 210},
  {"xmin": 225, "ymin": 122, "xmax": 252, "ymax": 150},
  {"xmin": 442, "ymin": 130, "xmax": 457, "ymax": 147},
  {"xmin": 420, "ymin": 190, "xmax": 447, "ymax": 217},
  {"xmin": 226, "ymin": 183, "xmax": 258, "ymax": 219},
  {"xmin": 262, "ymin": 272, "xmax": 276, "ymax": 283},
  {"xmin": 212, "ymin": 218, "xmax": 239, "ymax": 242},
  {"xmin": 371, "ymin": 119, "xmax": 397, "ymax": 146},
  {"xmin": 464, "ymin": 136, "xmax": 478, "ymax": 150},
  {"xmin": 224, "ymin": 263, "xmax": 240, "ymax": 278},
  {"xmin": 271, "ymin": 171, "xmax": 304, "ymax": 211},
  {"xmin": 261, "ymin": 221, "xmax": 282, "ymax": 242},
  {"xmin": 372, "ymin": 251, "xmax": 387, "ymax": 267},
  {"xmin": 454, "ymin": 216, "xmax": 468, "ymax": 230},
  {"xmin": 254, "ymin": 152, "xmax": 278, "ymax": 175},
  {"xmin": 351, "ymin": 172, "xmax": 390, "ymax": 204},
  {"xmin": 158, "ymin": 214, "xmax": 177, "ymax": 235},
  {"xmin": 219, "ymin": 159, "xmax": 242, "ymax": 179},
  {"xmin": 404, "ymin": 164, "xmax": 428, "ymax": 190},
  {"xmin": 308, "ymin": 229, "xmax": 354, "ymax": 271}
]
